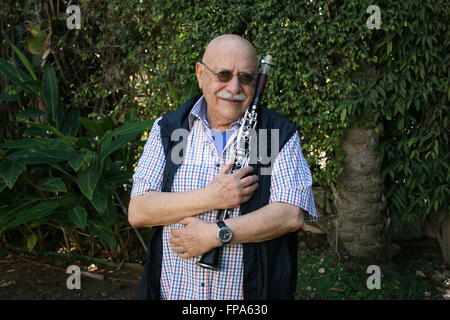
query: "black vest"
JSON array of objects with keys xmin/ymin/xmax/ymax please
[{"xmin": 139, "ymin": 95, "xmax": 299, "ymax": 300}]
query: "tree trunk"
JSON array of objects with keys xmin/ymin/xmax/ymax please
[
  {"xmin": 441, "ymin": 217, "xmax": 450, "ymax": 265},
  {"xmin": 327, "ymin": 125, "xmax": 395, "ymax": 260},
  {"xmin": 424, "ymin": 215, "xmax": 450, "ymax": 266}
]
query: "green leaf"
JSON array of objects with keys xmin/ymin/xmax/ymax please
[
  {"xmin": 103, "ymin": 120, "xmax": 154, "ymax": 139},
  {"xmin": 80, "ymin": 117, "xmax": 104, "ymax": 136},
  {"xmin": 1, "ymin": 138, "xmax": 66, "ymax": 149},
  {"xmin": 79, "ymin": 148, "xmax": 97, "ymax": 168},
  {"xmin": 26, "ymin": 234, "xmax": 38, "ymax": 252},
  {"xmin": 42, "ymin": 66, "xmax": 61, "ymax": 129},
  {"xmin": 23, "ymin": 127, "xmax": 51, "ymax": 137},
  {"xmin": 63, "ymin": 136, "xmax": 77, "ymax": 147},
  {"xmin": 90, "ymin": 182, "xmax": 108, "ymax": 214},
  {"xmin": 100, "ymin": 116, "xmax": 114, "ymax": 133},
  {"xmin": 26, "ymin": 24, "xmax": 46, "ymax": 56},
  {"xmin": 0, "ymin": 59, "xmax": 40, "ymax": 96},
  {"xmin": 77, "ymin": 165, "xmax": 100, "ymax": 200},
  {"xmin": 6, "ymin": 40, "xmax": 38, "ymax": 80},
  {"xmin": 16, "ymin": 109, "xmax": 47, "ymax": 119},
  {"xmin": 102, "ymin": 200, "xmax": 118, "ymax": 225},
  {"xmin": 386, "ymin": 41, "xmax": 392, "ymax": 55},
  {"xmin": 7, "ymin": 145, "xmax": 75, "ymax": 164},
  {"xmin": 37, "ymin": 177, "xmax": 67, "ymax": 192},
  {"xmin": 1, "ymin": 160, "xmax": 26, "ymax": 188},
  {"xmin": 0, "ymin": 58, "xmax": 25, "ymax": 83},
  {"xmin": 104, "ymin": 169, "xmax": 133, "ymax": 185},
  {"xmin": 0, "ymin": 197, "xmax": 39, "ymax": 229},
  {"xmin": 18, "ymin": 121, "xmax": 63, "ymax": 137},
  {"xmin": 0, "ymin": 94, "xmax": 20, "ymax": 102},
  {"xmin": 68, "ymin": 206, "xmax": 88, "ymax": 229},
  {"xmin": 100, "ymin": 132, "xmax": 135, "ymax": 164},
  {"xmin": 100, "ymin": 120, "xmax": 153, "ymax": 161},
  {"xmin": 340, "ymin": 108, "xmax": 347, "ymax": 122},
  {"xmin": 1, "ymin": 138, "xmax": 46, "ymax": 149},
  {"xmin": 3, "ymin": 195, "xmax": 75, "ymax": 231},
  {"xmin": 125, "ymin": 104, "xmax": 139, "ymax": 122},
  {"xmin": 89, "ymin": 223, "xmax": 117, "ymax": 249},
  {"xmin": 68, "ymin": 152, "xmax": 84, "ymax": 172},
  {"xmin": 0, "ymin": 179, "xmax": 7, "ymax": 193},
  {"xmin": 62, "ymin": 108, "xmax": 80, "ymax": 137},
  {"xmin": 26, "ymin": 36, "xmax": 46, "ymax": 56},
  {"xmin": 376, "ymin": 86, "xmax": 386, "ymax": 100}
]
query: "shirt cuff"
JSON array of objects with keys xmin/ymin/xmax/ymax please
[
  {"xmin": 130, "ymin": 176, "xmax": 161, "ymax": 197},
  {"xmin": 269, "ymin": 188, "xmax": 318, "ymax": 223}
]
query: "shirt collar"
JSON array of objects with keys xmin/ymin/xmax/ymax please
[{"xmin": 189, "ymin": 95, "xmax": 242, "ymax": 130}]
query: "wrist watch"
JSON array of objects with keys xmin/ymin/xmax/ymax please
[{"xmin": 216, "ymin": 220, "xmax": 233, "ymax": 244}]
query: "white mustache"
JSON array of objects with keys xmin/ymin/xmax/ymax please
[{"xmin": 217, "ymin": 92, "xmax": 247, "ymax": 101}]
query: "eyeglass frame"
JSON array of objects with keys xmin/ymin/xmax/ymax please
[{"xmin": 199, "ymin": 61, "xmax": 256, "ymax": 85}]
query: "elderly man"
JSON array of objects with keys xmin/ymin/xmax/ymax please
[{"xmin": 128, "ymin": 34, "xmax": 317, "ymax": 300}]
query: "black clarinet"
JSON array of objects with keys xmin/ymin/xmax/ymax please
[{"xmin": 196, "ymin": 55, "xmax": 273, "ymax": 271}]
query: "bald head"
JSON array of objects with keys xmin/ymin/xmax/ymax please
[
  {"xmin": 195, "ymin": 34, "xmax": 258, "ymax": 131},
  {"xmin": 202, "ymin": 34, "xmax": 258, "ymax": 70}
]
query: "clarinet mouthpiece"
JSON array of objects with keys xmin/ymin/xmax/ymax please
[{"xmin": 261, "ymin": 55, "xmax": 272, "ymax": 65}]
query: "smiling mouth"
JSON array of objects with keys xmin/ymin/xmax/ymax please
[{"xmin": 220, "ymin": 98, "xmax": 243, "ymax": 103}]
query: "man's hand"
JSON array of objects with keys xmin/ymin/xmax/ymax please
[
  {"xmin": 206, "ymin": 163, "xmax": 259, "ymax": 210},
  {"xmin": 169, "ymin": 217, "xmax": 222, "ymax": 259}
]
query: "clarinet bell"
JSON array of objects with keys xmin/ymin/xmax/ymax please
[{"xmin": 196, "ymin": 247, "xmax": 221, "ymax": 271}]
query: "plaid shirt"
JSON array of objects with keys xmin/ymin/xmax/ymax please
[{"xmin": 131, "ymin": 96, "xmax": 317, "ymax": 300}]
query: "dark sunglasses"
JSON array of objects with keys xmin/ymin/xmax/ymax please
[{"xmin": 200, "ymin": 61, "xmax": 256, "ymax": 85}]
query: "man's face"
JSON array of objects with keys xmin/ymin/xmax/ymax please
[{"xmin": 196, "ymin": 46, "xmax": 257, "ymax": 125}]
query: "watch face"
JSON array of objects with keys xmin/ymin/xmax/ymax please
[{"xmin": 218, "ymin": 227, "xmax": 232, "ymax": 243}]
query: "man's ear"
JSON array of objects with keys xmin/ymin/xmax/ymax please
[{"xmin": 195, "ymin": 62, "xmax": 203, "ymax": 89}]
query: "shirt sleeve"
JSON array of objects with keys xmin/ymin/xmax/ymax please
[
  {"xmin": 269, "ymin": 131, "xmax": 318, "ymax": 222},
  {"xmin": 130, "ymin": 117, "xmax": 165, "ymax": 197}
]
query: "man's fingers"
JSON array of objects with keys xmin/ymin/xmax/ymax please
[
  {"xmin": 234, "ymin": 165, "xmax": 254, "ymax": 179},
  {"xmin": 179, "ymin": 217, "xmax": 191, "ymax": 225},
  {"xmin": 179, "ymin": 252, "xmax": 191, "ymax": 260},
  {"xmin": 219, "ymin": 162, "xmax": 234, "ymax": 174},
  {"xmin": 239, "ymin": 174, "xmax": 259, "ymax": 187},
  {"xmin": 241, "ymin": 182, "xmax": 259, "ymax": 196},
  {"xmin": 169, "ymin": 236, "xmax": 181, "ymax": 245}
]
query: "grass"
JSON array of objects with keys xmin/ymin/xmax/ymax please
[{"xmin": 296, "ymin": 245, "xmax": 445, "ymax": 300}]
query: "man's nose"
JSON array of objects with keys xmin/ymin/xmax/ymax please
[{"xmin": 225, "ymin": 75, "xmax": 241, "ymax": 94}]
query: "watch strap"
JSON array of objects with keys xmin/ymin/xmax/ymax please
[{"xmin": 217, "ymin": 220, "xmax": 227, "ymax": 229}]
